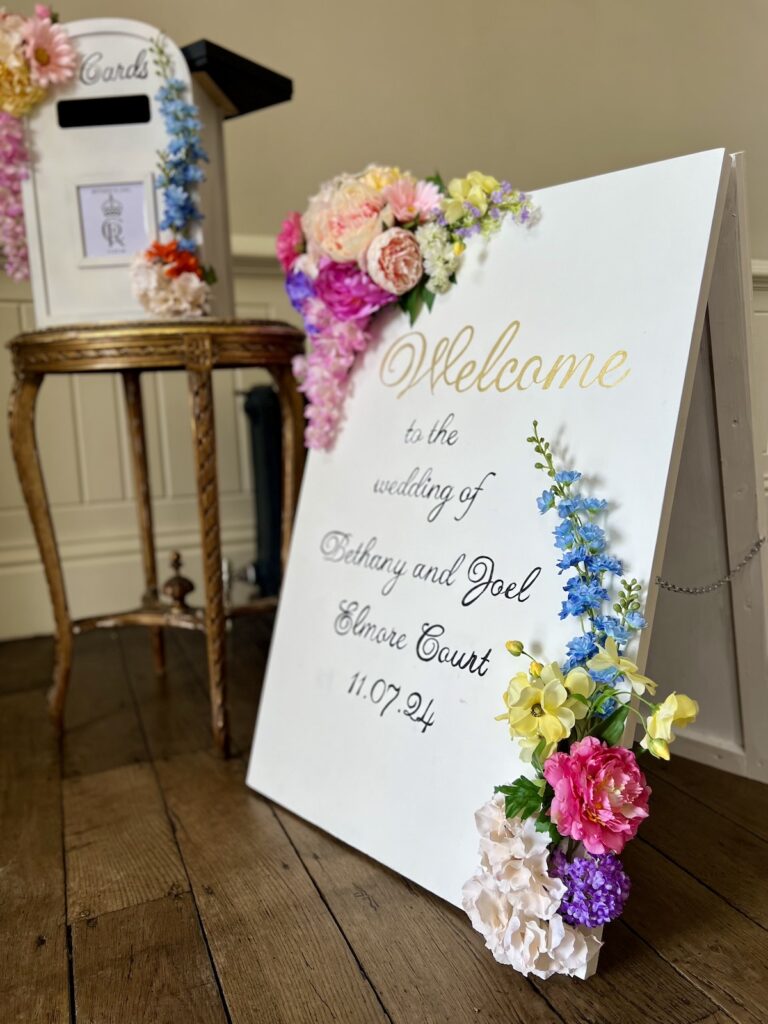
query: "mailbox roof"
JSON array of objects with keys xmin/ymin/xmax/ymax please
[{"xmin": 182, "ymin": 39, "xmax": 292, "ymax": 119}]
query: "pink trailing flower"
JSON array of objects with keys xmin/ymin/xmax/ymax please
[
  {"xmin": 543, "ymin": 736, "xmax": 651, "ymax": 855},
  {"xmin": 366, "ymin": 227, "xmax": 423, "ymax": 295},
  {"xmin": 313, "ymin": 260, "xmax": 396, "ymax": 321},
  {"xmin": 276, "ymin": 211, "xmax": 304, "ymax": 273},
  {"xmin": 0, "ymin": 112, "xmax": 29, "ymax": 281},
  {"xmin": 24, "ymin": 15, "xmax": 77, "ymax": 87},
  {"xmin": 384, "ymin": 177, "xmax": 441, "ymax": 224},
  {"xmin": 34, "ymin": 5, "xmax": 53, "ymax": 19}
]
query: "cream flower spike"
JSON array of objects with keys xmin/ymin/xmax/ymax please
[{"xmin": 587, "ymin": 637, "xmax": 657, "ymax": 696}]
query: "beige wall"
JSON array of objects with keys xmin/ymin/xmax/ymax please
[{"xmin": 12, "ymin": 0, "xmax": 768, "ymax": 254}]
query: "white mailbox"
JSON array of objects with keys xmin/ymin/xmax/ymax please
[{"xmin": 21, "ymin": 18, "xmax": 291, "ymax": 327}]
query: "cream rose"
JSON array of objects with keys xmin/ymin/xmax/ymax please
[
  {"xmin": 302, "ymin": 175, "xmax": 390, "ymax": 263},
  {"xmin": 365, "ymin": 227, "xmax": 423, "ymax": 295}
]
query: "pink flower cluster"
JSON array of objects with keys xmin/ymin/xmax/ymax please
[
  {"xmin": 543, "ymin": 736, "xmax": 651, "ymax": 855},
  {"xmin": 277, "ymin": 168, "xmax": 443, "ymax": 451},
  {"xmin": 0, "ymin": 112, "xmax": 29, "ymax": 281}
]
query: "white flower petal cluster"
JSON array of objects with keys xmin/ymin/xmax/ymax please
[
  {"xmin": 414, "ymin": 222, "xmax": 460, "ymax": 294},
  {"xmin": 462, "ymin": 794, "xmax": 601, "ymax": 979},
  {"xmin": 131, "ymin": 257, "xmax": 210, "ymax": 318}
]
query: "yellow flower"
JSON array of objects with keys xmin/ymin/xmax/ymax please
[
  {"xmin": 505, "ymin": 640, "xmax": 524, "ymax": 656},
  {"xmin": 529, "ymin": 660, "xmax": 543, "ymax": 678},
  {"xmin": 361, "ymin": 165, "xmax": 403, "ymax": 191},
  {"xmin": 0, "ymin": 61, "xmax": 45, "ymax": 117},
  {"xmin": 496, "ymin": 662, "xmax": 589, "ymax": 757},
  {"xmin": 640, "ymin": 693, "xmax": 698, "ymax": 760},
  {"xmin": 587, "ymin": 637, "xmax": 657, "ymax": 696},
  {"xmin": 540, "ymin": 662, "xmax": 594, "ymax": 717}
]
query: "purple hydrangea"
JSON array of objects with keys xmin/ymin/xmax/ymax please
[
  {"xmin": 550, "ymin": 851, "xmax": 630, "ymax": 928},
  {"xmin": 285, "ymin": 270, "xmax": 315, "ymax": 313}
]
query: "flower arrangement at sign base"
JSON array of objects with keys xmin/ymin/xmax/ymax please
[
  {"xmin": 130, "ymin": 36, "xmax": 215, "ymax": 318},
  {"xmin": 277, "ymin": 167, "xmax": 537, "ymax": 450},
  {"xmin": 462, "ymin": 422, "xmax": 699, "ymax": 979},
  {"xmin": 0, "ymin": 6, "xmax": 76, "ymax": 282}
]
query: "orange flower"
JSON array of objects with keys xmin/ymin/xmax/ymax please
[{"xmin": 143, "ymin": 240, "xmax": 203, "ymax": 279}]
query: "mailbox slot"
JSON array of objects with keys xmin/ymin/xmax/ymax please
[{"xmin": 57, "ymin": 94, "xmax": 151, "ymax": 128}]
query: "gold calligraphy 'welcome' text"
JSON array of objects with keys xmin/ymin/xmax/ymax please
[{"xmin": 378, "ymin": 321, "xmax": 630, "ymax": 398}]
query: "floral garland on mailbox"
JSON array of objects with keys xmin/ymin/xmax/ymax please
[
  {"xmin": 130, "ymin": 36, "xmax": 216, "ymax": 318},
  {"xmin": 277, "ymin": 167, "xmax": 537, "ymax": 451},
  {"xmin": 0, "ymin": 5, "xmax": 76, "ymax": 281},
  {"xmin": 461, "ymin": 421, "xmax": 699, "ymax": 979}
]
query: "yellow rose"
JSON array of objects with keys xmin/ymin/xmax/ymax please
[
  {"xmin": 361, "ymin": 165, "xmax": 403, "ymax": 191},
  {"xmin": 640, "ymin": 692, "xmax": 699, "ymax": 760}
]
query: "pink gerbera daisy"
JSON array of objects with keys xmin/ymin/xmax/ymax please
[{"xmin": 24, "ymin": 17, "xmax": 77, "ymax": 87}]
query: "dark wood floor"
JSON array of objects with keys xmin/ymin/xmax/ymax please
[{"xmin": 1, "ymin": 620, "xmax": 766, "ymax": 1024}]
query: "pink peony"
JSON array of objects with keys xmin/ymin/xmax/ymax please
[
  {"xmin": 384, "ymin": 177, "xmax": 442, "ymax": 224},
  {"xmin": 543, "ymin": 736, "xmax": 651, "ymax": 855},
  {"xmin": 365, "ymin": 227, "xmax": 423, "ymax": 295},
  {"xmin": 24, "ymin": 16, "xmax": 76, "ymax": 86},
  {"xmin": 302, "ymin": 175, "xmax": 391, "ymax": 263},
  {"xmin": 313, "ymin": 259, "xmax": 396, "ymax": 320},
  {"xmin": 34, "ymin": 5, "xmax": 52, "ymax": 19},
  {"xmin": 276, "ymin": 211, "xmax": 304, "ymax": 273}
]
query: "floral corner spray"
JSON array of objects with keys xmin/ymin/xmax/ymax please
[{"xmin": 462, "ymin": 421, "xmax": 699, "ymax": 979}]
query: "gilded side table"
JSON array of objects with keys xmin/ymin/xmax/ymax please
[{"xmin": 7, "ymin": 319, "xmax": 305, "ymax": 755}]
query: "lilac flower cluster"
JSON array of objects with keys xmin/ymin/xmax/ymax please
[{"xmin": 550, "ymin": 850, "xmax": 631, "ymax": 928}]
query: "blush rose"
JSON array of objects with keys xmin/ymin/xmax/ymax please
[{"xmin": 365, "ymin": 227, "xmax": 423, "ymax": 295}]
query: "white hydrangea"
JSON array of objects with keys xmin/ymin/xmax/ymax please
[
  {"xmin": 131, "ymin": 256, "xmax": 211, "ymax": 318},
  {"xmin": 462, "ymin": 794, "xmax": 601, "ymax": 979},
  {"xmin": 415, "ymin": 222, "xmax": 460, "ymax": 294}
]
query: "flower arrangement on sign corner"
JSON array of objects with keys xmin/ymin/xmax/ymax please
[
  {"xmin": 461, "ymin": 421, "xmax": 700, "ymax": 980},
  {"xmin": 0, "ymin": 5, "xmax": 76, "ymax": 281},
  {"xmin": 276, "ymin": 167, "xmax": 537, "ymax": 450}
]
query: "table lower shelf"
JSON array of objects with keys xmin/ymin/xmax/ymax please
[{"xmin": 72, "ymin": 597, "xmax": 279, "ymax": 635}]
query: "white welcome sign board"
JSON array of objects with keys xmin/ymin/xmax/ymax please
[{"xmin": 247, "ymin": 150, "xmax": 767, "ymax": 912}]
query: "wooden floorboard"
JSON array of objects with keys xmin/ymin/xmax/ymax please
[
  {"xmin": 63, "ymin": 761, "xmax": 189, "ymax": 921},
  {"xmin": 640, "ymin": 769, "xmax": 768, "ymax": 930},
  {"xmin": 0, "ymin": 689, "xmax": 69, "ymax": 1024},
  {"xmin": 648, "ymin": 756, "xmax": 768, "ymax": 844},
  {"xmin": 156, "ymin": 751, "xmax": 389, "ymax": 1024},
  {"xmin": 622, "ymin": 839, "xmax": 768, "ymax": 1024},
  {"xmin": 62, "ymin": 630, "xmax": 148, "ymax": 779},
  {"xmin": 0, "ymin": 634, "xmax": 53, "ymax": 695},
  {"xmin": 2, "ymin": 626, "xmax": 767, "ymax": 1022},
  {"xmin": 71, "ymin": 893, "xmax": 227, "ymax": 1024},
  {"xmin": 276, "ymin": 807, "xmax": 568, "ymax": 1024}
]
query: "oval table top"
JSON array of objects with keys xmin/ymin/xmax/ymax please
[{"xmin": 8, "ymin": 318, "xmax": 304, "ymax": 374}]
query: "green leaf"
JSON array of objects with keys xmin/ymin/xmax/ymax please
[
  {"xmin": 530, "ymin": 737, "xmax": 548, "ymax": 774},
  {"xmin": 400, "ymin": 283, "xmax": 425, "ymax": 325},
  {"xmin": 593, "ymin": 702, "xmax": 630, "ymax": 746},
  {"xmin": 426, "ymin": 171, "xmax": 447, "ymax": 194},
  {"xmin": 423, "ymin": 287, "xmax": 436, "ymax": 312},
  {"xmin": 495, "ymin": 776, "xmax": 544, "ymax": 821}
]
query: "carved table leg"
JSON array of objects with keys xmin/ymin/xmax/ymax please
[
  {"xmin": 123, "ymin": 370, "xmax": 165, "ymax": 676},
  {"xmin": 273, "ymin": 366, "xmax": 306, "ymax": 569},
  {"xmin": 8, "ymin": 371, "xmax": 73, "ymax": 723},
  {"xmin": 187, "ymin": 355, "xmax": 229, "ymax": 756}
]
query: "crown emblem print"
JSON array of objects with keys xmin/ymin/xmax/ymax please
[{"xmin": 100, "ymin": 192, "xmax": 125, "ymax": 249}]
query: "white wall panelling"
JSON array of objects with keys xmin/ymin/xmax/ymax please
[{"xmin": 0, "ymin": 237, "xmax": 297, "ymax": 641}]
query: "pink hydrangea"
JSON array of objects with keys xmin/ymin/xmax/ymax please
[
  {"xmin": 543, "ymin": 736, "xmax": 651, "ymax": 855},
  {"xmin": 276, "ymin": 212, "xmax": 304, "ymax": 273},
  {"xmin": 313, "ymin": 260, "xmax": 396, "ymax": 321}
]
